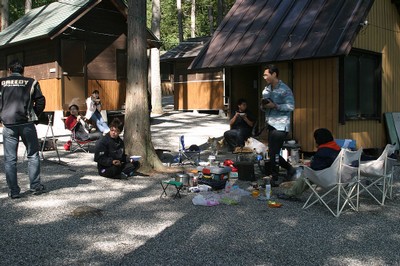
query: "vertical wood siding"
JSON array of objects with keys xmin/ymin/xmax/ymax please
[
  {"xmin": 293, "ymin": 58, "xmax": 339, "ymax": 152},
  {"xmin": 339, "ymin": 0, "xmax": 400, "ymax": 150},
  {"xmin": 174, "ymin": 81, "xmax": 224, "ymax": 110},
  {"xmin": 38, "ymin": 79, "xmax": 62, "ymax": 111},
  {"xmin": 87, "ymin": 80, "xmax": 126, "ymax": 111}
]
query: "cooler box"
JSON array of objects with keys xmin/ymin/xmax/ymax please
[
  {"xmin": 234, "ymin": 161, "xmax": 256, "ymax": 181},
  {"xmin": 197, "ymin": 166, "xmax": 231, "ymax": 190}
]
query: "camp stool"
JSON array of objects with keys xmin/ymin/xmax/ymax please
[{"xmin": 160, "ymin": 180, "xmax": 184, "ymax": 199}]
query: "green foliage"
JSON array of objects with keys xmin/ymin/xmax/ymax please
[
  {"xmin": 148, "ymin": 0, "xmax": 235, "ymax": 51},
  {"xmin": 9, "ymin": 0, "xmax": 56, "ymax": 24},
  {"xmin": 9, "ymin": 0, "xmax": 235, "ymax": 51}
]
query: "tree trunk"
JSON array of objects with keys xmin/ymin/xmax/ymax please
[
  {"xmin": 217, "ymin": 0, "xmax": 224, "ymax": 25},
  {"xmin": 177, "ymin": 0, "xmax": 183, "ymax": 42},
  {"xmin": 126, "ymin": 0, "xmax": 164, "ymax": 172},
  {"xmin": 208, "ymin": 5, "xmax": 213, "ymax": 35},
  {"xmin": 190, "ymin": 0, "xmax": 195, "ymax": 38},
  {"xmin": 25, "ymin": 0, "xmax": 32, "ymax": 13},
  {"xmin": 1, "ymin": 0, "xmax": 9, "ymax": 31},
  {"xmin": 150, "ymin": 0, "xmax": 162, "ymax": 114}
]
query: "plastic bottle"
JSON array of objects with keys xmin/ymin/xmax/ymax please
[
  {"xmin": 225, "ymin": 180, "xmax": 232, "ymax": 193},
  {"xmin": 265, "ymin": 177, "xmax": 271, "ymax": 200}
]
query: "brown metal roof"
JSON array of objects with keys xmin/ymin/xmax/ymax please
[
  {"xmin": 190, "ymin": 0, "xmax": 374, "ymax": 70},
  {"xmin": 160, "ymin": 37, "xmax": 210, "ymax": 61}
]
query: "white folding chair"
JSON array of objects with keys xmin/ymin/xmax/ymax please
[
  {"xmin": 302, "ymin": 148, "xmax": 362, "ymax": 217},
  {"xmin": 358, "ymin": 144, "xmax": 397, "ymax": 205}
]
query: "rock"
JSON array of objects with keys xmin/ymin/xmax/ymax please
[{"xmin": 71, "ymin": 206, "xmax": 103, "ymax": 218}]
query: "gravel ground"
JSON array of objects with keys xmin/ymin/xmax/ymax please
[{"xmin": 1, "ymin": 105, "xmax": 400, "ymax": 265}]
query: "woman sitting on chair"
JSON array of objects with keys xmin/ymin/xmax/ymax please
[{"xmin": 65, "ymin": 104, "xmax": 102, "ymax": 141}]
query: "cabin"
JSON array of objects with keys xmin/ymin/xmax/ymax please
[
  {"xmin": 190, "ymin": 0, "xmax": 400, "ymax": 152},
  {"xmin": 160, "ymin": 37, "xmax": 227, "ymax": 112},
  {"xmin": 0, "ymin": 0, "xmax": 158, "ymax": 124}
]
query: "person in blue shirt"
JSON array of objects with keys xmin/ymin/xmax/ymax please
[{"xmin": 261, "ymin": 64, "xmax": 295, "ymax": 186}]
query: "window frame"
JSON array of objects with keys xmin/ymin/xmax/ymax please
[{"xmin": 339, "ymin": 49, "xmax": 382, "ymax": 124}]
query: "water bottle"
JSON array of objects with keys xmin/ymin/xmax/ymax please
[{"xmin": 265, "ymin": 177, "xmax": 271, "ymax": 200}]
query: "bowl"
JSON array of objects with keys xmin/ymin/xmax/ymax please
[
  {"xmin": 287, "ymin": 140, "xmax": 296, "ymax": 145},
  {"xmin": 130, "ymin": 155, "xmax": 142, "ymax": 161}
]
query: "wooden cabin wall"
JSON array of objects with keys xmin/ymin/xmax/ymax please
[
  {"xmin": 175, "ymin": 81, "xmax": 224, "ymax": 110},
  {"xmin": 0, "ymin": 40, "xmax": 62, "ymax": 111},
  {"xmin": 38, "ymin": 79, "xmax": 62, "ymax": 111},
  {"xmin": 173, "ymin": 59, "xmax": 224, "ymax": 110},
  {"xmin": 339, "ymin": 0, "xmax": 400, "ymax": 150},
  {"xmin": 292, "ymin": 58, "xmax": 339, "ymax": 152},
  {"xmin": 87, "ymin": 80, "xmax": 126, "ymax": 111}
]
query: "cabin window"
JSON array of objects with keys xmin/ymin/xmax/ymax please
[
  {"xmin": 116, "ymin": 49, "xmax": 127, "ymax": 80},
  {"xmin": 339, "ymin": 49, "xmax": 381, "ymax": 124}
]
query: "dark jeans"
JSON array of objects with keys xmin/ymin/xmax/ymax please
[
  {"xmin": 3, "ymin": 122, "xmax": 41, "ymax": 195},
  {"xmin": 98, "ymin": 161, "xmax": 140, "ymax": 179},
  {"xmin": 266, "ymin": 126, "xmax": 293, "ymax": 179},
  {"xmin": 224, "ymin": 128, "xmax": 251, "ymax": 151}
]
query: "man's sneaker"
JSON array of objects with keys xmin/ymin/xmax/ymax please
[
  {"xmin": 8, "ymin": 192, "xmax": 21, "ymax": 199},
  {"xmin": 30, "ymin": 184, "xmax": 46, "ymax": 195}
]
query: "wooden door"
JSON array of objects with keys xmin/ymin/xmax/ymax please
[{"xmin": 61, "ymin": 40, "xmax": 86, "ymax": 110}]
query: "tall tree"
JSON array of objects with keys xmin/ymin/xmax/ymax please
[
  {"xmin": 24, "ymin": 0, "xmax": 31, "ymax": 13},
  {"xmin": 217, "ymin": 0, "xmax": 224, "ymax": 25},
  {"xmin": 150, "ymin": 0, "xmax": 162, "ymax": 114},
  {"xmin": 1, "ymin": 0, "xmax": 9, "ymax": 30},
  {"xmin": 190, "ymin": 0, "xmax": 195, "ymax": 38},
  {"xmin": 126, "ymin": 0, "xmax": 163, "ymax": 171},
  {"xmin": 177, "ymin": 0, "xmax": 183, "ymax": 42}
]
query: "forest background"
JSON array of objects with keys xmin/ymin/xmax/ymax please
[{"xmin": 6, "ymin": 0, "xmax": 235, "ymax": 50}]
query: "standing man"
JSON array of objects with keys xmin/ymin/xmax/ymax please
[
  {"xmin": 0, "ymin": 59, "xmax": 46, "ymax": 199},
  {"xmin": 261, "ymin": 64, "xmax": 295, "ymax": 186},
  {"xmin": 85, "ymin": 90, "xmax": 110, "ymax": 134}
]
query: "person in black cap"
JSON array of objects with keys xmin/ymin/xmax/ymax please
[{"xmin": 277, "ymin": 128, "xmax": 341, "ymax": 201}]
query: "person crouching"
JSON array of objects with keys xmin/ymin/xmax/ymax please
[{"xmin": 94, "ymin": 118, "xmax": 140, "ymax": 179}]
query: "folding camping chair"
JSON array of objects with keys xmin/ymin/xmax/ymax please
[
  {"xmin": 160, "ymin": 180, "xmax": 183, "ymax": 199},
  {"xmin": 358, "ymin": 144, "xmax": 398, "ymax": 205},
  {"xmin": 63, "ymin": 118, "xmax": 95, "ymax": 153},
  {"xmin": 335, "ymin": 139, "xmax": 357, "ymax": 150},
  {"xmin": 178, "ymin": 135, "xmax": 201, "ymax": 165},
  {"xmin": 302, "ymin": 148, "xmax": 362, "ymax": 217}
]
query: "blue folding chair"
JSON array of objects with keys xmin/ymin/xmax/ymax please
[
  {"xmin": 178, "ymin": 135, "xmax": 201, "ymax": 165},
  {"xmin": 335, "ymin": 139, "xmax": 357, "ymax": 150}
]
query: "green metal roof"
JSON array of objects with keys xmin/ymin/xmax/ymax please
[{"xmin": 0, "ymin": 0, "xmax": 94, "ymax": 47}]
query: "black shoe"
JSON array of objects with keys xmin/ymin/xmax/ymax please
[
  {"xmin": 277, "ymin": 193, "xmax": 300, "ymax": 201},
  {"xmin": 270, "ymin": 178, "xmax": 280, "ymax": 187},
  {"xmin": 8, "ymin": 192, "xmax": 21, "ymax": 199},
  {"xmin": 285, "ymin": 168, "xmax": 297, "ymax": 181},
  {"xmin": 120, "ymin": 172, "xmax": 129, "ymax": 179},
  {"xmin": 30, "ymin": 184, "xmax": 46, "ymax": 195}
]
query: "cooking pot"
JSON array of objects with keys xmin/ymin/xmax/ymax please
[{"xmin": 176, "ymin": 173, "xmax": 190, "ymax": 186}]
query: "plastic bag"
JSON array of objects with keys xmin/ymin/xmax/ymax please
[{"xmin": 192, "ymin": 194, "xmax": 219, "ymax": 206}]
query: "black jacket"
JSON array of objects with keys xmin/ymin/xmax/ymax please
[
  {"xmin": 0, "ymin": 73, "xmax": 46, "ymax": 125},
  {"xmin": 94, "ymin": 134, "xmax": 128, "ymax": 169}
]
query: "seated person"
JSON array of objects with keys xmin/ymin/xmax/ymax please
[
  {"xmin": 85, "ymin": 90, "xmax": 110, "ymax": 134},
  {"xmin": 65, "ymin": 104, "xmax": 102, "ymax": 141},
  {"xmin": 278, "ymin": 128, "xmax": 341, "ymax": 201},
  {"xmin": 94, "ymin": 118, "xmax": 140, "ymax": 179},
  {"xmin": 224, "ymin": 98, "xmax": 255, "ymax": 151}
]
